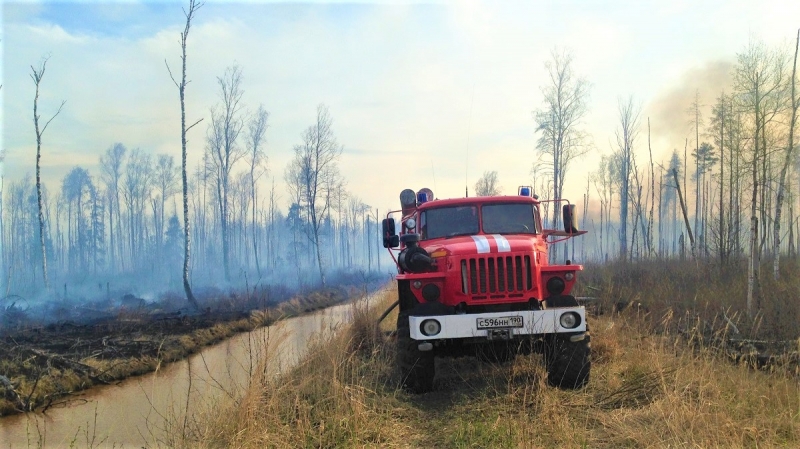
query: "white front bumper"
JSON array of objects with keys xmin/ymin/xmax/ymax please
[{"xmin": 408, "ymin": 308, "xmax": 586, "ymax": 341}]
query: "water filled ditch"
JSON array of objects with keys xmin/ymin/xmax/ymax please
[{"xmin": 0, "ymin": 298, "xmax": 366, "ymax": 448}]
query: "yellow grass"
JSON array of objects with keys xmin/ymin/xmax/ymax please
[{"xmin": 183, "ymin": 287, "xmax": 800, "ymax": 449}]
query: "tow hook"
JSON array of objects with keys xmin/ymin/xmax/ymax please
[
  {"xmin": 418, "ymin": 342, "xmax": 433, "ymax": 351},
  {"xmin": 488, "ymin": 329, "xmax": 512, "ymax": 341},
  {"xmin": 569, "ymin": 333, "xmax": 586, "ymax": 342}
]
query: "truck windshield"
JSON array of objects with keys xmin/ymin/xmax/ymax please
[
  {"xmin": 420, "ymin": 203, "xmax": 538, "ymax": 240},
  {"xmin": 420, "ymin": 206, "xmax": 479, "ymax": 239},
  {"xmin": 482, "ymin": 203, "xmax": 538, "ymax": 234}
]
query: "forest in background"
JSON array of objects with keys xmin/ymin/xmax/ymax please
[
  {"xmin": 1, "ymin": 117, "xmax": 387, "ymax": 302},
  {"xmin": 3, "ymin": 60, "xmax": 387, "ymax": 303},
  {"xmin": 522, "ymin": 31, "xmax": 799, "ymax": 323},
  {"xmin": 0, "ymin": 2, "xmax": 797, "ymax": 325}
]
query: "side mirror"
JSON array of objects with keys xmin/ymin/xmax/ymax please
[
  {"xmin": 382, "ymin": 218, "xmax": 400, "ymax": 248},
  {"xmin": 562, "ymin": 204, "xmax": 579, "ymax": 234}
]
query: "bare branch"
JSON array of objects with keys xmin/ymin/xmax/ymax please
[
  {"xmin": 40, "ymin": 100, "xmax": 66, "ymax": 135},
  {"xmin": 186, "ymin": 117, "xmax": 203, "ymax": 132},
  {"xmin": 165, "ymin": 59, "xmax": 179, "ymax": 88}
]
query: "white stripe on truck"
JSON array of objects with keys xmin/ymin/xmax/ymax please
[
  {"xmin": 471, "ymin": 235, "xmax": 490, "ymax": 253},
  {"xmin": 492, "ymin": 234, "xmax": 511, "ymax": 252}
]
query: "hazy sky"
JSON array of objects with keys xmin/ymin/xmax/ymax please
[{"xmin": 2, "ymin": 0, "xmax": 798, "ymax": 213}]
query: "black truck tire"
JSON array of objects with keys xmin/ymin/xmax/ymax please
[
  {"xmin": 544, "ymin": 326, "xmax": 591, "ymax": 389},
  {"xmin": 396, "ymin": 311, "xmax": 435, "ymax": 393}
]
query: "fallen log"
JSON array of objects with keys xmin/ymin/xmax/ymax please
[
  {"xmin": 28, "ymin": 348, "xmax": 96, "ymax": 374},
  {"xmin": 0, "ymin": 374, "xmax": 26, "ymax": 411}
]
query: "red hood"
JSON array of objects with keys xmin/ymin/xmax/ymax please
[{"xmin": 421, "ymin": 234, "xmax": 537, "ymax": 257}]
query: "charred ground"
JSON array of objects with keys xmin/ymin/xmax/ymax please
[{"xmin": 0, "ymin": 272, "xmax": 385, "ymax": 416}]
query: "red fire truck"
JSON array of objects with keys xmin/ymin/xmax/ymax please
[{"xmin": 383, "ymin": 187, "xmax": 589, "ymax": 393}]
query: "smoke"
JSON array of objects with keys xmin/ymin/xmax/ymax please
[{"xmin": 647, "ymin": 59, "xmax": 735, "ymax": 154}]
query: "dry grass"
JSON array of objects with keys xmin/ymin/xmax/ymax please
[
  {"xmin": 184, "ymin": 285, "xmax": 800, "ymax": 449},
  {"xmin": 581, "ymin": 258, "xmax": 800, "ymax": 341}
]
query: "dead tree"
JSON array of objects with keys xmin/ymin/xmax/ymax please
[
  {"xmin": 285, "ymin": 104, "xmax": 343, "ymax": 285},
  {"xmin": 99, "ymin": 143, "xmax": 126, "ymax": 272},
  {"xmin": 246, "ymin": 105, "xmax": 269, "ymax": 277},
  {"xmin": 533, "ymin": 49, "xmax": 590, "ymax": 229},
  {"xmin": 155, "ymin": 154, "xmax": 179, "ymax": 260},
  {"xmin": 672, "ymin": 168, "xmax": 695, "ymax": 256},
  {"xmin": 0, "ymin": 79, "xmax": 4, "ymax": 296},
  {"xmin": 735, "ymin": 38, "xmax": 787, "ymax": 318},
  {"xmin": 122, "ymin": 149, "xmax": 153, "ymax": 269},
  {"xmin": 30, "ymin": 57, "xmax": 66, "ymax": 290},
  {"xmin": 688, "ymin": 91, "xmax": 704, "ymax": 243},
  {"xmin": 615, "ymin": 96, "xmax": 641, "ymax": 260},
  {"xmin": 773, "ymin": 29, "xmax": 799, "ymax": 280},
  {"xmin": 647, "ymin": 118, "xmax": 655, "ymax": 257},
  {"xmin": 474, "ymin": 170, "xmax": 501, "ymax": 196},
  {"xmin": 166, "ymin": 0, "xmax": 203, "ymax": 310},
  {"xmin": 205, "ymin": 64, "xmax": 247, "ymax": 283}
]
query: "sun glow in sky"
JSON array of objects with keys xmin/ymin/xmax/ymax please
[{"xmin": 2, "ymin": 0, "xmax": 798, "ymax": 212}]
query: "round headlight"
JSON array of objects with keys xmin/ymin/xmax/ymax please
[
  {"xmin": 564, "ymin": 272, "xmax": 574, "ymax": 281},
  {"xmin": 422, "ymin": 284, "xmax": 441, "ymax": 301},
  {"xmin": 559, "ymin": 312, "xmax": 580, "ymax": 329},
  {"xmin": 546, "ymin": 277, "xmax": 566, "ymax": 295},
  {"xmin": 420, "ymin": 319, "xmax": 441, "ymax": 336},
  {"xmin": 405, "ymin": 218, "xmax": 416, "ymax": 229}
]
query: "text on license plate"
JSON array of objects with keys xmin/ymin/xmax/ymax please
[{"xmin": 477, "ymin": 316, "xmax": 523, "ymax": 329}]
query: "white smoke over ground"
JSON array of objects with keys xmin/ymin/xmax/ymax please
[{"xmin": 646, "ymin": 59, "xmax": 735, "ymax": 160}]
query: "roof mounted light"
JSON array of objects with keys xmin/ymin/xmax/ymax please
[
  {"xmin": 518, "ymin": 186, "xmax": 532, "ymax": 196},
  {"xmin": 417, "ymin": 187, "xmax": 434, "ymax": 205}
]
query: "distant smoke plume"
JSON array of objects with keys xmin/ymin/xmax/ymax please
[{"xmin": 647, "ymin": 60, "xmax": 735, "ymax": 153}]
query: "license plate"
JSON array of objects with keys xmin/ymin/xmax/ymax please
[{"xmin": 477, "ymin": 316, "xmax": 523, "ymax": 330}]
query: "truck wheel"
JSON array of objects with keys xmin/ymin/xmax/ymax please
[
  {"xmin": 396, "ymin": 311, "xmax": 435, "ymax": 393},
  {"xmin": 544, "ymin": 327, "xmax": 591, "ymax": 389}
]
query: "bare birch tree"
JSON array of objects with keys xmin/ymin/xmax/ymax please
[
  {"xmin": 474, "ymin": 170, "xmax": 501, "ymax": 196},
  {"xmin": 166, "ymin": 0, "xmax": 203, "ymax": 310},
  {"xmin": 205, "ymin": 64, "xmax": 246, "ymax": 282},
  {"xmin": 99, "ymin": 143, "xmax": 126, "ymax": 272},
  {"xmin": 246, "ymin": 105, "xmax": 269, "ymax": 276},
  {"xmin": 773, "ymin": 29, "xmax": 799, "ymax": 280},
  {"xmin": 30, "ymin": 57, "xmax": 66, "ymax": 289},
  {"xmin": 533, "ymin": 49, "xmax": 590, "ymax": 228},
  {"xmin": 615, "ymin": 96, "xmax": 641, "ymax": 260},
  {"xmin": 155, "ymin": 154, "xmax": 179, "ymax": 256},
  {"xmin": 0, "ymin": 78, "xmax": 4, "ymax": 295},
  {"xmin": 0, "ymin": 165, "xmax": 3, "ymax": 296},
  {"xmin": 591, "ymin": 155, "xmax": 616, "ymax": 260},
  {"xmin": 688, "ymin": 91, "xmax": 704, "ymax": 239},
  {"xmin": 735, "ymin": 38, "xmax": 787, "ymax": 318},
  {"xmin": 122, "ymin": 149, "xmax": 153, "ymax": 268},
  {"xmin": 285, "ymin": 104, "xmax": 343, "ymax": 286}
]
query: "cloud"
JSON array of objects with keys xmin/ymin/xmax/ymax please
[
  {"xmin": 25, "ymin": 22, "xmax": 90, "ymax": 44},
  {"xmin": 2, "ymin": 0, "xmax": 798, "ymax": 212}
]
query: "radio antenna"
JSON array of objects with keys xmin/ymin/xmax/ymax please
[
  {"xmin": 431, "ymin": 159, "xmax": 437, "ymax": 193},
  {"xmin": 465, "ymin": 84, "xmax": 475, "ymax": 197}
]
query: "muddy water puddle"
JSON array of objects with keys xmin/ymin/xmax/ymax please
[{"xmin": 0, "ymin": 299, "xmax": 367, "ymax": 448}]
